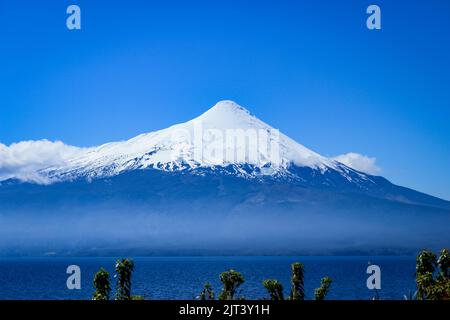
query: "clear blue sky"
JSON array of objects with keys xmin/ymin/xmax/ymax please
[{"xmin": 0, "ymin": 0, "xmax": 449, "ymax": 199}]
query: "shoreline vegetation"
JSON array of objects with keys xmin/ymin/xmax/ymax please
[{"xmin": 91, "ymin": 249, "xmax": 449, "ymax": 301}]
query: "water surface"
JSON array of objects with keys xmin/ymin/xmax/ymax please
[{"xmin": 0, "ymin": 256, "xmax": 416, "ymax": 300}]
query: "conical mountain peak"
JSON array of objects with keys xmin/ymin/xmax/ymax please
[
  {"xmin": 192, "ymin": 100, "xmax": 269, "ymax": 130},
  {"xmin": 208, "ymin": 100, "xmax": 251, "ymax": 114},
  {"xmin": 40, "ymin": 100, "xmax": 336, "ymax": 181}
]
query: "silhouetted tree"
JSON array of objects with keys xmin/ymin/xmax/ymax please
[
  {"xmin": 416, "ymin": 249, "xmax": 450, "ymax": 300},
  {"xmin": 314, "ymin": 277, "xmax": 332, "ymax": 300},
  {"xmin": 416, "ymin": 250, "xmax": 437, "ymax": 300},
  {"xmin": 437, "ymin": 249, "xmax": 449, "ymax": 279},
  {"xmin": 93, "ymin": 268, "xmax": 111, "ymax": 300},
  {"xmin": 416, "ymin": 250, "xmax": 437, "ymax": 276},
  {"xmin": 218, "ymin": 269, "xmax": 245, "ymax": 300},
  {"xmin": 115, "ymin": 258, "xmax": 135, "ymax": 300},
  {"xmin": 289, "ymin": 262, "xmax": 305, "ymax": 300},
  {"xmin": 263, "ymin": 279, "xmax": 284, "ymax": 300},
  {"xmin": 198, "ymin": 282, "xmax": 215, "ymax": 300}
]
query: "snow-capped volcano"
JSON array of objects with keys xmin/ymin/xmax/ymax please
[
  {"xmin": 41, "ymin": 100, "xmax": 352, "ymax": 182},
  {"xmin": 1, "ymin": 100, "xmax": 449, "ymax": 256}
]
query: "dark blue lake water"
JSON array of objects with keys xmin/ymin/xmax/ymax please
[{"xmin": 0, "ymin": 256, "xmax": 416, "ymax": 300}]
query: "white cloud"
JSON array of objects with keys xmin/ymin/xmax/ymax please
[
  {"xmin": 333, "ymin": 152, "xmax": 381, "ymax": 175},
  {"xmin": 0, "ymin": 140, "xmax": 83, "ymax": 183}
]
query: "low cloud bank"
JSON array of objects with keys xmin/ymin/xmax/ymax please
[
  {"xmin": 0, "ymin": 140, "xmax": 83, "ymax": 183},
  {"xmin": 333, "ymin": 152, "xmax": 381, "ymax": 175}
]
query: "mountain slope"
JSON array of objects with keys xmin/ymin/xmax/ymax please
[{"xmin": 0, "ymin": 170, "xmax": 449, "ymax": 256}]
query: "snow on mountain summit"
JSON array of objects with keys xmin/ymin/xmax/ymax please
[
  {"xmin": 193, "ymin": 100, "xmax": 259, "ymax": 128},
  {"xmin": 39, "ymin": 101, "xmax": 351, "ymax": 182}
]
